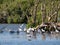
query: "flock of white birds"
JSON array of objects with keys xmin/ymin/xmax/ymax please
[{"xmin": 3, "ymin": 24, "xmax": 60, "ymax": 34}]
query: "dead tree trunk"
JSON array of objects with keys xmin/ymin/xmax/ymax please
[
  {"xmin": 55, "ymin": 1, "xmax": 60, "ymax": 23},
  {"xmin": 51, "ymin": 1, "xmax": 59, "ymax": 23},
  {"xmin": 50, "ymin": 2, "xmax": 54, "ymax": 23},
  {"xmin": 33, "ymin": 0, "xmax": 39, "ymax": 25},
  {"xmin": 41, "ymin": 3, "xmax": 46, "ymax": 24},
  {"xmin": 54, "ymin": 5, "xmax": 58, "ymax": 23}
]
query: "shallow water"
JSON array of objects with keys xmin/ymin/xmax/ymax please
[{"xmin": 0, "ymin": 24, "xmax": 60, "ymax": 45}]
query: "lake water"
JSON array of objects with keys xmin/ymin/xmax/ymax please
[{"xmin": 0, "ymin": 24, "xmax": 60, "ymax": 45}]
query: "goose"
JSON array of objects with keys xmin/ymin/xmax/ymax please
[
  {"xmin": 9, "ymin": 29, "xmax": 15, "ymax": 33},
  {"xmin": 27, "ymin": 28, "xmax": 31, "ymax": 34},
  {"xmin": 55, "ymin": 29, "xmax": 59, "ymax": 33},
  {"xmin": 18, "ymin": 28, "xmax": 22, "ymax": 32},
  {"xmin": 26, "ymin": 28, "xmax": 33, "ymax": 33},
  {"xmin": 27, "ymin": 27, "xmax": 36, "ymax": 34},
  {"xmin": 24, "ymin": 28, "xmax": 27, "ymax": 32},
  {"xmin": 20, "ymin": 24, "xmax": 24, "ymax": 28},
  {"xmin": 27, "ymin": 30, "xmax": 30, "ymax": 34},
  {"xmin": 31, "ymin": 28, "xmax": 35, "ymax": 31},
  {"xmin": 41, "ymin": 29, "xmax": 45, "ymax": 33}
]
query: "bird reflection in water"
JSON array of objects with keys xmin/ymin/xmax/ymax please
[
  {"xmin": 52, "ymin": 33, "xmax": 60, "ymax": 40},
  {"xmin": 27, "ymin": 36, "xmax": 32, "ymax": 41},
  {"xmin": 27, "ymin": 30, "xmax": 60, "ymax": 41},
  {"xmin": 32, "ymin": 29, "xmax": 37, "ymax": 39},
  {"xmin": 41, "ymin": 33, "xmax": 60, "ymax": 40},
  {"xmin": 41, "ymin": 33, "xmax": 46, "ymax": 40},
  {"xmin": 27, "ymin": 29, "xmax": 37, "ymax": 41}
]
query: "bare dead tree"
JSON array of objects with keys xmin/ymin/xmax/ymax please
[
  {"xmin": 33, "ymin": 0, "xmax": 40, "ymax": 25},
  {"xmin": 41, "ymin": 3, "xmax": 46, "ymax": 24}
]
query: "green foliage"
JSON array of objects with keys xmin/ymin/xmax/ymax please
[
  {"xmin": 7, "ymin": 16, "xmax": 11, "ymax": 24},
  {"xmin": 0, "ymin": 0, "xmax": 60, "ymax": 28}
]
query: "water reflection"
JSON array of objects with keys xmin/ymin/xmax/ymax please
[
  {"xmin": 26, "ymin": 30, "xmax": 37, "ymax": 41},
  {"xmin": 41, "ymin": 33, "xmax": 46, "ymax": 40},
  {"xmin": 0, "ymin": 32, "xmax": 60, "ymax": 45},
  {"xmin": 26, "ymin": 31, "xmax": 60, "ymax": 41},
  {"xmin": 0, "ymin": 24, "xmax": 60, "ymax": 45}
]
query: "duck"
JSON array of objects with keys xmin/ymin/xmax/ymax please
[
  {"xmin": 41, "ymin": 29, "xmax": 45, "ymax": 33},
  {"xmin": 24, "ymin": 28, "xmax": 27, "ymax": 32},
  {"xmin": 26, "ymin": 28, "xmax": 34, "ymax": 34},
  {"xmin": 55, "ymin": 29, "xmax": 59, "ymax": 33},
  {"xmin": 19, "ymin": 24, "xmax": 24, "ymax": 28},
  {"xmin": 0, "ymin": 30, "xmax": 3, "ymax": 33},
  {"xmin": 27, "ymin": 28, "xmax": 31, "ymax": 34},
  {"xmin": 18, "ymin": 28, "xmax": 22, "ymax": 32},
  {"xmin": 9, "ymin": 29, "xmax": 15, "ymax": 33}
]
